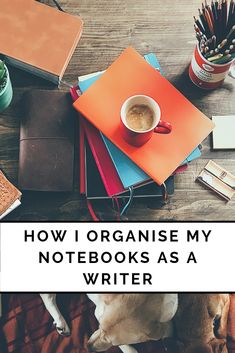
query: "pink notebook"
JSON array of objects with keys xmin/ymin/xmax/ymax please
[
  {"xmin": 82, "ymin": 119, "xmax": 125, "ymax": 197},
  {"xmin": 79, "ymin": 119, "xmax": 86, "ymax": 194}
]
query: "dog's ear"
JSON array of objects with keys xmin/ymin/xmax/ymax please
[{"xmin": 87, "ymin": 328, "xmax": 112, "ymax": 352}]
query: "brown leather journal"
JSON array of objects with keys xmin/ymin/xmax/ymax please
[{"xmin": 18, "ymin": 90, "xmax": 76, "ymax": 191}]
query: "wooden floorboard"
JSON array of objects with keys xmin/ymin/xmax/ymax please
[{"xmin": 0, "ymin": 0, "xmax": 234, "ymax": 221}]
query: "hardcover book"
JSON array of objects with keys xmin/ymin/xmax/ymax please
[
  {"xmin": 0, "ymin": 170, "xmax": 21, "ymax": 220},
  {"xmin": 82, "ymin": 119, "xmax": 125, "ymax": 196},
  {"xmin": 0, "ymin": 0, "xmax": 83, "ymax": 84},
  {"xmin": 85, "ymin": 141, "xmax": 174, "ymax": 200}
]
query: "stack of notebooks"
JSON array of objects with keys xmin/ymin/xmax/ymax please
[{"xmin": 72, "ymin": 49, "xmax": 212, "ymax": 212}]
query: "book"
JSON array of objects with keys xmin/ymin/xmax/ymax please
[
  {"xmin": 212, "ymin": 116, "xmax": 235, "ymax": 150},
  {"xmin": 82, "ymin": 119, "xmax": 125, "ymax": 196},
  {"xmin": 182, "ymin": 146, "xmax": 201, "ymax": 164},
  {"xmin": 70, "ymin": 86, "xmax": 126, "ymax": 196},
  {"xmin": 18, "ymin": 90, "xmax": 76, "ymax": 191},
  {"xmin": 0, "ymin": 170, "xmax": 21, "ymax": 220},
  {"xmin": 74, "ymin": 47, "xmax": 213, "ymax": 185},
  {"xmin": 197, "ymin": 160, "xmax": 235, "ymax": 201},
  {"xmin": 0, "ymin": 0, "xmax": 83, "ymax": 84},
  {"xmin": 85, "ymin": 141, "xmax": 174, "ymax": 200},
  {"xmin": 101, "ymin": 135, "xmax": 150, "ymax": 188},
  {"xmin": 79, "ymin": 117, "xmax": 86, "ymax": 194}
]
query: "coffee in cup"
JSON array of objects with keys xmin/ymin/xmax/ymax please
[
  {"xmin": 126, "ymin": 104, "xmax": 154, "ymax": 132},
  {"xmin": 120, "ymin": 95, "xmax": 172, "ymax": 147}
]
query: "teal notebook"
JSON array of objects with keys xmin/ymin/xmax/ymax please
[
  {"xmin": 78, "ymin": 53, "xmax": 201, "ymax": 188},
  {"xmin": 101, "ymin": 135, "xmax": 149, "ymax": 188}
]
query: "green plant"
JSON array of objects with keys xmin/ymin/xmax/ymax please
[{"xmin": 0, "ymin": 60, "xmax": 7, "ymax": 91}]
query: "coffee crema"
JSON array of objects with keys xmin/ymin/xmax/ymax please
[{"xmin": 126, "ymin": 104, "xmax": 154, "ymax": 131}]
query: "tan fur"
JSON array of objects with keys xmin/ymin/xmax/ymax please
[
  {"xmin": 174, "ymin": 294, "xmax": 230, "ymax": 353},
  {"xmin": 87, "ymin": 293, "xmax": 178, "ymax": 352}
]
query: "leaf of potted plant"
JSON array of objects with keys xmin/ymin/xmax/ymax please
[{"xmin": 0, "ymin": 60, "xmax": 13, "ymax": 113}]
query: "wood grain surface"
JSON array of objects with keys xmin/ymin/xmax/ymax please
[{"xmin": 0, "ymin": 0, "xmax": 234, "ymax": 221}]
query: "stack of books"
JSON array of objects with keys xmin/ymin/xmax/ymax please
[{"xmin": 72, "ymin": 51, "xmax": 206, "ymax": 216}]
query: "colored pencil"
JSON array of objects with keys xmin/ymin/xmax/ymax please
[
  {"xmin": 208, "ymin": 53, "xmax": 224, "ymax": 60},
  {"xmin": 194, "ymin": 16, "xmax": 206, "ymax": 33},
  {"xmin": 227, "ymin": 0, "xmax": 234, "ymax": 33},
  {"xmin": 193, "ymin": 0, "xmax": 235, "ymax": 63},
  {"xmin": 222, "ymin": 0, "xmax": 228, "ymax": 37},
  {"xmin": 199, "ymin": 8, "xmax": 212, "ymax": 37},
  {"xmin": 213, "ymin": 53, "xmax": 232, "ymax": 63}
]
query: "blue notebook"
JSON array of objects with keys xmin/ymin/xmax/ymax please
[
  {"xmin": 78, "ymin": 54, "xmax": 201, "ymax": 188},
  {"xmin": 101, "ymin": 135, "xmax": 149, "ymax": 188}
]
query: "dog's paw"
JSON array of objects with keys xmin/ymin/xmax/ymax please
[{"xmin": 53, "ymin": 320, "xmax": 71, "ymax": 336}]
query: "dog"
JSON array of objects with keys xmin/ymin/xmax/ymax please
[
  {"xmin": 0, "ymin": 293, "xmax": 230, "ymax": 353},
  {"xmin": 86, "ymin": 294, "xmax": 178, "ymax": 353},
  {"xmin": 174, "ymin": 294, "xmax": 230, "ymax": 353},
  {"xmin": 39, "ymin": 293, "xmax": 178, "ymax": 353},
  {"xmin": 40, "ymin": 294, "xmax": 71, "ymax": 336}
]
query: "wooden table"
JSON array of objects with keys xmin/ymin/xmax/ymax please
[{"xmin": 1, "ymin": 0, "xmax": 234, "ymax": 221}]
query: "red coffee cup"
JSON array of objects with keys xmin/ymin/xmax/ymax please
[
  {"xmin": 120, "ymin": 95, "xmax": 172, "ymax": 147},
  {"xmin": 189, "ymin": 44, "xmax": 235, "ymax": 89}
]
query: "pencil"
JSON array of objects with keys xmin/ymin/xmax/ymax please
[
  {"xmin": 205, "ymin": 8, "xmax": 215, "ymax": 34},
  {"xmin": 199, "ymin": 8, "xmax": 211, "ymax": 37},
  {"xmin": 222, "ymin": 0, "xmax": 228, "ymax": 37},
  {"xmin": 213, "ymin": 53, "xmax": 232, "ymax": 63},
  {"xmin": 212, "ymin": 35, "xmax": 217, "ymax": 48},
  {"xmin": 217, "ymin": 3, "xmax": 223, "ymax": 42},
  {"xmin": 194, "ymin": 16, "xmax": 205, "ymax": 34},
  {"xmin": 208, "ymin": 53, "xmax": 224, "ymax": 61},
  {"xmin": 218, "ymin": 38, "xmax": 228, "ymax": 49},
  {"xmin": 211, "ymin": 0, "xmax": 217, "ymax": 17},
  {"xmin": 226, "ymin": 24, "xmax": 235, "ymax": 40},
  {"xmin": 227, "ymin": 0, "xmax": 234, "ymax": 33},
  {"xmin": 205, "ymin": 49, "xmax": 216, "ymax": 58},
  {"xmin": 193, "ymin": 0, "xmax": 235, "ymax": 64}
]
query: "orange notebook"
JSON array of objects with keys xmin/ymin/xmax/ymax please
[
  {"xmin": 74, "ymin": 47, "xmax": 214, "ymax": 185},
  {"xmin": 0, "ymin": 0, "xmax": 83, "ymax": 84}
]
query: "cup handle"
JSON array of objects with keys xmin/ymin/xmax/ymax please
[
  {"xmin": 154, "ymin": 120, "xmax": 172, "ymax": 134},
  {"xmin": 228, "ymin": 61, "xmax": 235, "ymax": 79}
]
